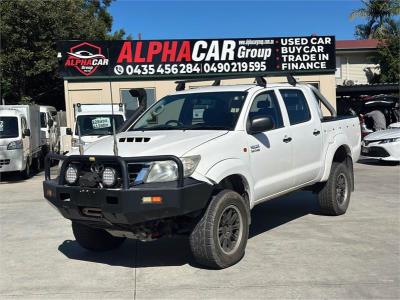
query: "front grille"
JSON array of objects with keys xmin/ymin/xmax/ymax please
[
  {"xmin": 0, "ymin": 159, "xmax": 10, "ymax": 166},
  {"xmin": 366, "ymin": 147, "xmax": 390, "ymax": 158},
  {"xmin": 63, "ymin": 159, "xmax": 148, "ymax": 188},
  {"xmin": 127, "ymin": 163, "xmax": 148, "ymax": 186},
  {"xmin": 66, "ymin": 160, "xmax": 122, "ymax": 188}
]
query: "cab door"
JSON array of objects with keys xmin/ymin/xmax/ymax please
[
  {"xmin": 21, "ymin": 117, "xmax": 30, "ymax": 156},
  {"xmin": 278, "ymin": 88, "xmax": 323, "ymax": 186},
  {"xmin": 246, "ymin": 90, "xmax": 294, "ymax": 201}
]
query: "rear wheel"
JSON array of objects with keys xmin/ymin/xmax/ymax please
[
  {"xmin": 189, "ymin": 190, "xmax": 249, "ymax": 269},
  {"xmin": 72, "ymin": 222, "xmax": 125, "ymax": 252},
  {"xmin": 317, "ymin": 162, "xmax": 351, "ymax": 216}
]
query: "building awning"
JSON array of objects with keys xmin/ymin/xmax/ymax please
[{"xmin": 337, "ymin": 83, "xmax": 399, "ymax": 97}]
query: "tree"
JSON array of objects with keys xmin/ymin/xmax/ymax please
[
  {"xmin": 0, "ymin": 0, "xmax": 131, "ymax": 108},
  {"xmin": 375, "ymin": 30, "xmax": 400, "ymax": 83},
  {"xmin": 350, "ymin": 0, "xmax": 400, "ymax": 39}
]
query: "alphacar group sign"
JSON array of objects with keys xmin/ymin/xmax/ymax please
[{"xmin": 57, "ymin": 36, "xmax": 336, "ymax": 79}]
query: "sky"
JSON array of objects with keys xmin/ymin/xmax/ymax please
[{"xmin": 109, "ymin": 0, "xmax": 366, "ymax": 40}]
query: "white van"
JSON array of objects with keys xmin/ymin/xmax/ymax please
[{"xmin": 0, "ymin": 105, "xmax": 44, "ymax": 178}]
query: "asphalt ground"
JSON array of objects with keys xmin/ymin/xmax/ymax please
[{"xmin": 0, "ymin": 160, "xmax": 399, "ymax": 299}]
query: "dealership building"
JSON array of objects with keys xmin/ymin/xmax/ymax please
[{"xmin": 59, "ymin": 37, "xmax": 387, "ymax": 129}]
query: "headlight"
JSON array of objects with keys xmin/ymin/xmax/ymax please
[
  {"xmin": 146, "ymin": 161, "xmax": 178, "ymax": 183},
  {"xmin": 71, "ymin": 138, "xmax": 85, "ymax": 147},
  {"xmin": 7, "ymin": 140, "xmax": 23, "ymax": 150},
  {"xmin": 65, "ymin": 165, "xmax": 78, "ymax": 184},
  {"xmin": 379, "ymin": 138, "xmax": 400, "ymax": 144},
  {"xmin": 144, "ymin": 156, "xmax": 201, "ymax": 183},
  {"xmin": 102, "ymin": 167, "xmax": 117, "ymax": 187}
]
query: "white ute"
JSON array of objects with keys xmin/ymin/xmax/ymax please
[{"xmin": 44, "ymin": 80, "xmax": 361, "ymax": 269}]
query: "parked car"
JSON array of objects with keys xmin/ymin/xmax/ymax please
[
  {"xmin": 43, "ymin": 81, "xmax": 361, "ymax": 269},
  {"xmin": 361, "ymin": 128, "xmax": 400, "ymax": 161},
  {"xmin": 0, "ymin": 105, "xmax": 45, "ymax": 178}
]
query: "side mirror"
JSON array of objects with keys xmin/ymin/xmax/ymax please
[
  {"xmin": 248, "ymin": 116, "xmax": 274, "ymax": 134},
  {"xmin": 23, "ymin": 128, "xmax": 31, "ymax": 137},
  {"xmin": 48, "ymin": 119, "xmax": 54, "ymax": 128},
  {"xmin": 66, "ymin": 128, "xmax": 72, "ymax": 135}
]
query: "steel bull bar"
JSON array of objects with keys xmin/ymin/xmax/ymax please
[
  {"xmin": 44, "ymin": 152, "xmax": 185, "ymax": 188},
  {"xmin": 43, "ymin": 152, "xmax": 213, "ymax": 226}
]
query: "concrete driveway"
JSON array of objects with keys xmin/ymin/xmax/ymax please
[{"xmin": 0, "ymin": 161, "xmax": 399, "ymax": 299}]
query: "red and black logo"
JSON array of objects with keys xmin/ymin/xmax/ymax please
[{"xmin": 64, "ymin": 42, "xmax": 109, "ymax": 76}]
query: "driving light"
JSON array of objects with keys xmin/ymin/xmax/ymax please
[
  {"xmin": 7, "ymin": 140, "xmax": 23, "ymax": 150},
  {"xmin": 65, "ymin": 165, "xmax": 78, "ymax": 184},
  {"xmin": 379, "ymin": 138, "xmax": 400, "ymax": 144},
  {"xmin": 102, "ymin": 167, "xmax": 116, "ymax": 187}
]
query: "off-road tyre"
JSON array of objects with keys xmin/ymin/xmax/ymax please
[
  {"xmin": 72, "ymin": 222, "xmax": 126, "ymax": 251},
  {"xmin": 189, "ymin": 189, "xmax": 249, "ymax": 269},
  {"xmin": 317, "ymin": 162, "xmax": 351, "ymax": 216}
]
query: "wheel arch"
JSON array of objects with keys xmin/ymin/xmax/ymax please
[
  {"xmin": 205, "ymin": 159, "xmax": 254, "ymax": 208},
  {"xmin": 321, "ymin": 143, "xmax": 354, "ymax": 191}
]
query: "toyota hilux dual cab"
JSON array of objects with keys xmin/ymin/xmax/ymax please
[{"xmin": 43, "ymin": 80, "xmax": 361, "ymax": 269}]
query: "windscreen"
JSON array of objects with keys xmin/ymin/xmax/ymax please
[
  {"xmin": 75, "ymin": 115, "xmax": 124, "ymax": 136},
  {"xmin": 0, "ymin": 117, "xmax": 19, "ymax": 139},
  {"xmin": 130, "ymin": 92, "xmax": 247, "ymax": 131}
]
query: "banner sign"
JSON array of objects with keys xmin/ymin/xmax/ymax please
[{"xmin": 57, "ymin": 36, "xmax": 336, "ymax": 80}]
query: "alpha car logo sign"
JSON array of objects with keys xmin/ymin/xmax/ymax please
[{"xmin": 64, "ymin": 42, "xmax": 109, "ymax": 76}]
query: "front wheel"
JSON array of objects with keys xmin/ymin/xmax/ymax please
[
  {"xmin": 189, "ymin": 190, "xmax": 249, "ymax": 269},
  {"xmin": 317, "ymin": 162, "xmax": 352, "ymax": 216},
  {"xmin": 72, "ymin": 222, "xmax": 125, "ymax": 252},
  {"xmin": 21, "ymin": 158, "xmax": 32, "ymax": 179}
]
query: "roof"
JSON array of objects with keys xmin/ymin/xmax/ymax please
[
  {"xmin": 0, "ymin": 109, "xmax": 23, "ymax": 117},
  {"xmin": 172, "ymin": 83, "xmax": 305, "ymax": 95},
  {"xmin": 336, "ymin": 39, "xmax": 380, "ymax": 50}
]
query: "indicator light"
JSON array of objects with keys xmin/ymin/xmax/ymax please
[{"xmin": 142, "ymin": 196, "xmax": 163, "ymax": 204}]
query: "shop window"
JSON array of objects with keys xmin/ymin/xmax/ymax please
[{"xmin": 120, "ymin": 88, "xmax": 156, "ymax": 118}]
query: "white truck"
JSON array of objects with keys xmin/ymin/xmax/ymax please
[
  {"xmin": 67, "ymin": 103, "xmax": 126, "ymax": 152},
  {"xmin": 40, "ymin": 106, "xmax": 60, "ymax": 154},
  {"xmin": 43, "ymin": 78, "xmax": 361, "ymax": 269},
  {"xmin": 1, "ymin": 105, "xmax": 44, "ymax": 178}
]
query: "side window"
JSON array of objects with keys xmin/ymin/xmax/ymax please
[
  {"xmin": 40, "ymin": 112, "xmax": 47, "ymax": 128},
  {"xmin": 248, "ymin": 91, "xmax": 283, "ymax": 130},
  {"xmin": 280, "ymin": 89, "xmax": 311, "ymax": 125}
]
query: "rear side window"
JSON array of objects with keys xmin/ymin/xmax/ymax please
[{"xmin": 280, "ymin": 89, "xmax": 311, "ymax": 125}]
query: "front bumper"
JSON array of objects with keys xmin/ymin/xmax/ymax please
[
  {"xmin": 0, "ymin": 149, "xmax": 24, "ymax": 172},
  {"xmin": 361, "ymin": 141, "xmax": 400, "ymax": 161},
  {"xmin": 43, "ymin": 153, "xmax": 214, "ymax": 227}
]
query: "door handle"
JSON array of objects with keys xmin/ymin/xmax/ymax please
[
  {"xmin": 283, "ymin": 136, "xmax": 292, "ymax": 143},
  {"xmin": 313, "ymin": 129, "xmax": 321, "ymax": 136}
]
